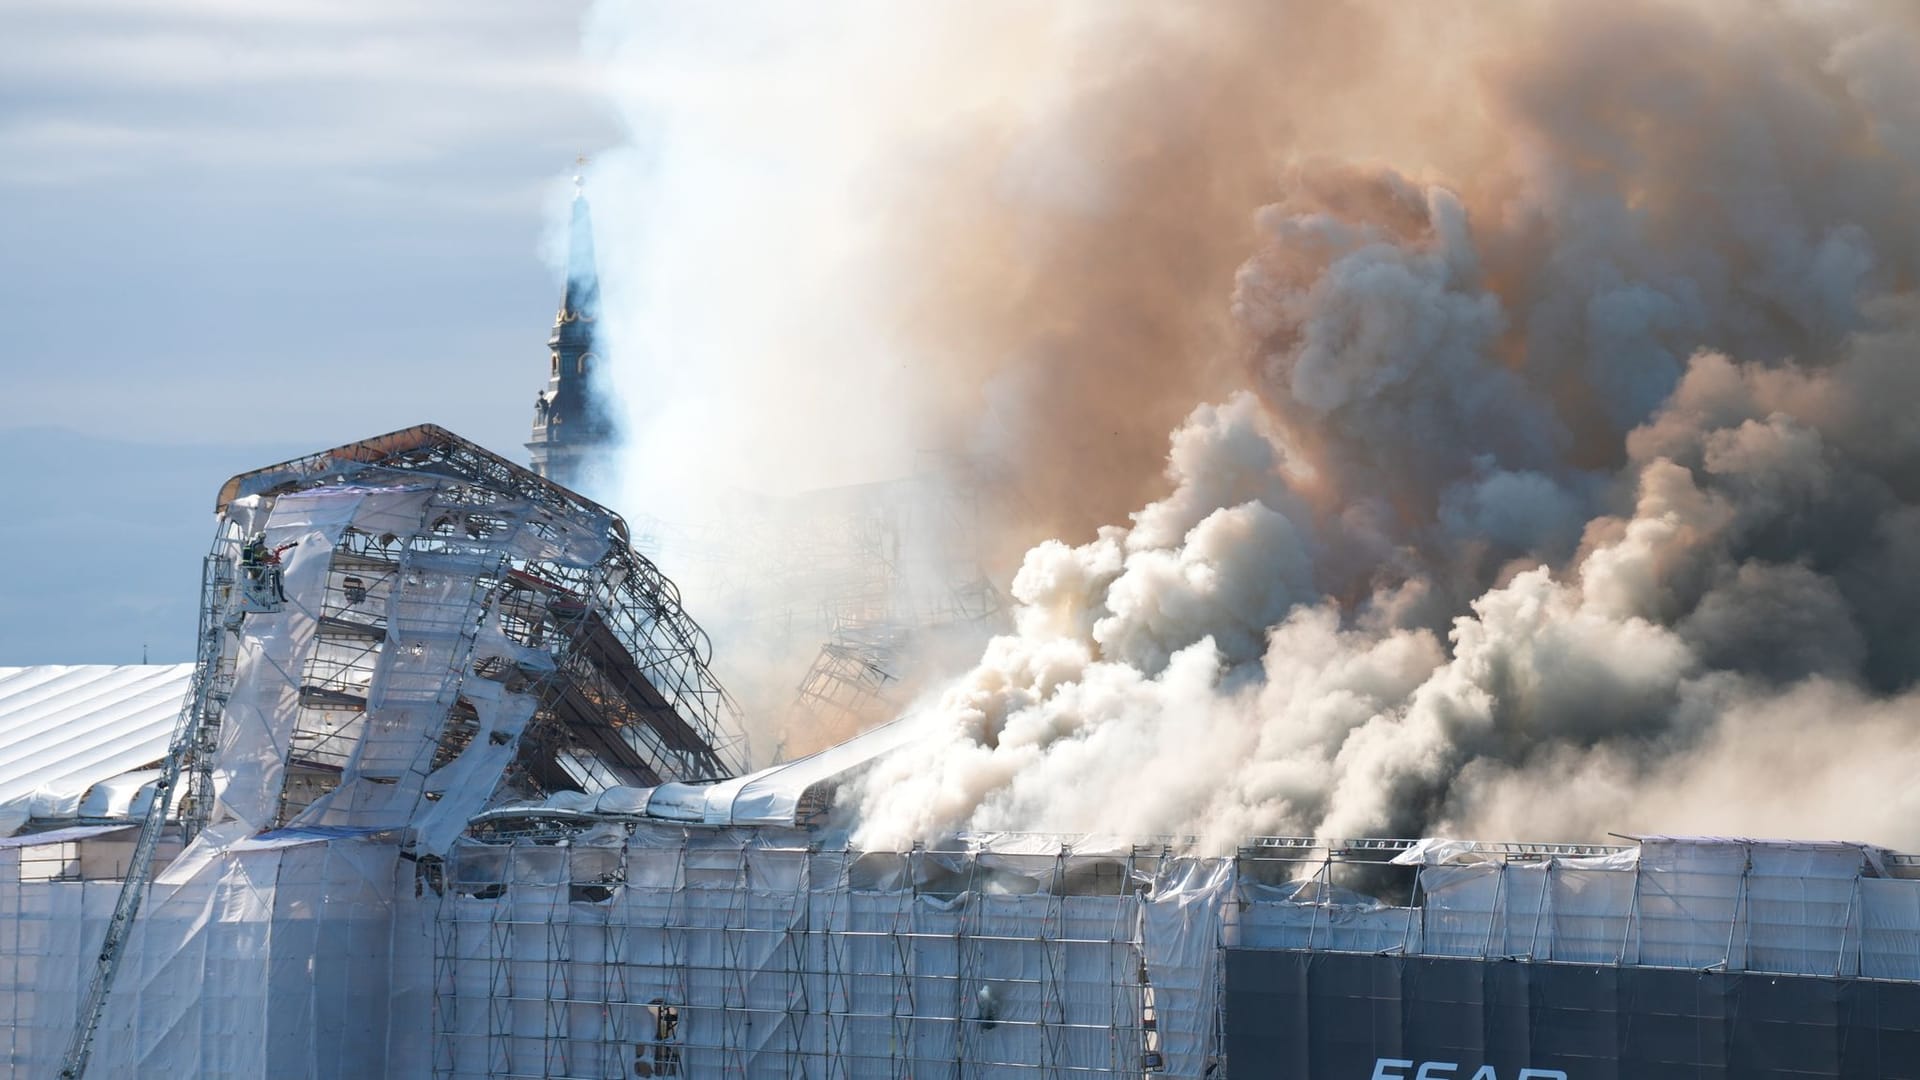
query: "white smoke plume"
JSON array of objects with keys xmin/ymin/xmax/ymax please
[{"xmin": 579, "ymin": 1, "xmax": 1920, "ymax": 848}]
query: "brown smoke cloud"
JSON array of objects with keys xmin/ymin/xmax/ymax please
[
  {"xmin": 588, "ymin": 1, "xmax": 1920, "ymax": 847},
  {"xmin": 877, "ymin": 2, "xmax": 1522, "ymax": 560}
]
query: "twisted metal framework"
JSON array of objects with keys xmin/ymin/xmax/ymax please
[
  {"xmin": 64, "ymin": 425, "xmax": 752, "ymax": 1079},
  {"xmin": 787, "ymin": 462, "xmax": 1007, "ymax": 746},
  {"xmin": 216, "ymin": 423, "xmax": 749, "ymax": 792}
]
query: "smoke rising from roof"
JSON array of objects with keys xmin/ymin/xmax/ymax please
[{"xmin": 585, "ymin": 1, "xmax": 1920, "ymax": 847}]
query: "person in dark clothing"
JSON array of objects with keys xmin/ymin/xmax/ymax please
[{"xmin": 241, "ymin": 535, "xmax": 299, "ymax": 602}]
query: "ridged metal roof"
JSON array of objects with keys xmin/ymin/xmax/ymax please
[{"xmin": 0, "ymin": 664, "xmax": 191, "ymax": 833}]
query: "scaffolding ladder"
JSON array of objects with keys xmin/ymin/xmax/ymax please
[{"xmin": 59, "ymin": 552, "xmax": 233, "ymax": 1079}]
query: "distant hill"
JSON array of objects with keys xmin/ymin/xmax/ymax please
[{"xmin": 0, "ymin": 428, "xmax": 310, "ymax": 665}]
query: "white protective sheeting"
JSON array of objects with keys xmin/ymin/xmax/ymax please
[
  {"xmin": 0, "ymin": 829, "xmax": 1917, "ymax": 1076},
  {"xmin": 1860, "ymin": 877, "xmax": 1920, "ymax": 980},
  {"xmin": 1141, "ymin": 858, "xmax": 1231, "ymax": 1077},
  {"xmin": 0, "ymin": 664, "xmax": 192, "ymax": 835},
  {"xmin": 714, "ymin": 715, "xmax": 919, "ymax": 826},
  {"xmin": 207, "ymin": 482, "xmax": 609, "ymax": 853},
  {"xmin": 1231, "ymin": 836, "xmax": 1920, "ymax": 983},
  {"xmin": 0, "ymin": 823, "xmax": 135, "ymax": 849},
  {"xmin": 0, "ymin": 832, "xmax": 423, "ymax": 1078},
  {"xmin": 605, "ymin": 715, "xmax": 920, "ymax": 827},
  {"xmin": 212, "ymin": 489, "xmax": 374, "ymax": 832},
  {"xmin": 431, "ymin": 830, "xmax": 1216, "ymax": 1077}
]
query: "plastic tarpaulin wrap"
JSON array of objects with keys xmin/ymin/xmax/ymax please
[
  {"xmin": 1417, "ymin": 839, "xmax": 1896, "ymax": 973},
  {"xmin": 1140, "ymin": 857, "xmax": 1230, "ymax": 1078},
  {"xmin": 1860, "ymin": 877, "xmax": 1920, "ymax": 980},
  {"xmin": 1743, "ymin": 843, "xmax": 1870, "ymax": 976},
  {"xmin": 213, "ymin": 489, "xmax": 370, "ymax": 832},
  {"xmin": 88, "ymin": 834, "xmax": 407, "ymax": 1078},
  {"xmin": 428, "ymin": 831, "xmax": 1189, "ymax": 1078},
  {"xmin": 1228, "ymin": 832, "xmax": 1920, "ymax": 1072},
  {"xmin": 1631, "ymin": 838, "xmax": 1750, "ymax": 968},
  {"xmin": 0, "ymin": 856, "xmax": 117, "ymax": 1073},
  {"xmin": 1237, "ymin": 896, "xmax": 1417, "ymax": 955},
  {"xmin": 206, "ymin": 479, "xmax": 652, "ymax": 855},
  {"xmin": 1421, "ymin": 861, "xmax": 1555, "ymax": 959},
  {"xmin": 385, "ymin": 876, "xmax": 440, "ymax": 1079},
  {"xmin": 302, "ymin": 542, "xmax": 532, "ymax": 844},
  {"xmin": 0, "ymin": 834, "xmax": 423, "ymax": 1079},
  {"xmin": 1547, "ymin": 858, "xmax": 1638, "ymax": 963}
]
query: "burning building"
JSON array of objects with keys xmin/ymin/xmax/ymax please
[
  {"xmin": 0, "ymin": 425, "xmax": 1913, "ymax": 1078},
  {"xmin": 8, "ymin": 2, "xmax": 1920, "ymax": 1071}
]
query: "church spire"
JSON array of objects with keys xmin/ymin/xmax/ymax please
[
  {"xmin": 557, "ymin": 174, "xmax": 600, "ymax": 335},
  {"xmin": 528, "ymin": 166, "xmax": 617, "ymax": 493}
]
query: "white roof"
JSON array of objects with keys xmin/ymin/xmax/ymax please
[
  {"xmin": 532, "ymin": 714, "xmax": 922, "ymax": 827},
  {"xmin": 0, "ymin": 664, "xmax": 193, "ymax": 835}
]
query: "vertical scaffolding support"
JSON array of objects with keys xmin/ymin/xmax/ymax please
[
  {"xmin": 720, "ymin": 844, "xmax": 751, "ymax": 1076},
  {"xmin": 1040, "ymin": 849, "xmax": 1068, "ymax": 1073},
  {"xmin": 183, "ymin": 550, "xmax": 236, "ymax": 840},
  {"xmin": 421, "ymin": 831, "xmax": 1198, "ymax": 1079},
  {"xmin": 432, "ymin": 886, "xmax": 461, "ymax": 1078},
  {"xmin": 542, "ymin": 876, "xmax": 572, "ymax": 1080},
  {"xmin": 58, "ymin": 549, "xmax": 233, "ymax": 1079},
  {"xmin": 487, "ymin": 883, "xmax": 514, "ymax": 1077}
]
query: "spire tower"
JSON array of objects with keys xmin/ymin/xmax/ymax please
[{"xmin": 528, "ymin": 170, "xmax": 617, "ymax": 493}]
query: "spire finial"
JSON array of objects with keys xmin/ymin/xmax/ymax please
[{"xmin": 573, "ymin": 154, "xmax": 589, "ymax": 196}]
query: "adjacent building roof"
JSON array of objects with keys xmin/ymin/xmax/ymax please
[{"xmin": 0, "ymin": 664, "xmax": 191, "ymax": 835}]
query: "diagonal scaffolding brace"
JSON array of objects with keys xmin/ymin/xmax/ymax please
[{"xmin": 59, "ymin": 553, "xmax": 231, "ymax": 1078}]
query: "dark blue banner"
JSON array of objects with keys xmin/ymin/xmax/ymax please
[{"xmin": 1224, "ymin": 949, "xmax": 1920, "ymax": 1079}]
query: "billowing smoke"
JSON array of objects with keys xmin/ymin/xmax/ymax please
[{"xmin": 581, "ymin": 1, "xmax": 1920, "ymax": 847}]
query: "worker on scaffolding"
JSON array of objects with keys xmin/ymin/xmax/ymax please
[{"xmin": 241, "ymin": 534, "xmax": 299, "ymax": 603}]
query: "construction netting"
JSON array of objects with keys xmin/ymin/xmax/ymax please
[
  {"xmin": 0, "ymin": 826, "xmax": 1229, "ymax": 1078},
  {"xmin": 0, "ymin": 828, "xmax": 420, "ymax": 1077},
  {"xmin": 1233, "ymin": 836, "xmax": 1920, "ymax": 978},
  {"xmin": 5, "ymin": 831, "xmax": 1920, "ymax": 1076},
  {"xmin": 213, "ymin": 482, "xmax": 617, "ymax": 847},
  {"xmin": 429, "ymin": 829, "xmax": 1227, "ymax": 1078}
]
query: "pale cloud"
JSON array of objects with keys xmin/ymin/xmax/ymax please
[
  {"xmin": 0, "ymin": 0, "xmax": 615, "ymax": 448},
  {"xmin": 0, "ymin": 2, "xmax": 606, "ymax": 189}
]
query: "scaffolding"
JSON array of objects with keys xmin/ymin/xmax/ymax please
[
  {"xmin": 52, "ymin": 425, "xmax": 754, "ymax": 1078},
  {"xmin": 428, "ymin": 830, "xmax": 1223, "ymax": 1079},
  {"xmin": 4, "ymin": 821, "xmax": 1920, "ymax": 1076},
  {"xmin": 59, "ymin": 543, "xmax": 243, "ymax": 1077},
  {"xmin": 786, "ymin": 461, "xmax": 1007, "ymax": 747},
  {"xmin": 193, "ymin": 424, "xmax": 749, "ymax": 844}
]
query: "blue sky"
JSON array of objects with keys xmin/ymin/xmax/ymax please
[{"xmin": 0, "ymin": 0, "xmax": 620, "ymax": 663}]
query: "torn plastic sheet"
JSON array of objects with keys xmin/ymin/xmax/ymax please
[
  {"xmin": 211, "ymin": 486, "xmax": 374, "ymax": 832},
  {"xmin": 1141, "ymin": 857, "xmax": 1231, "ymax": 1077},
  {"xmin": 0, "ymin": 823, "xmax": 135, "ymax": 849}
]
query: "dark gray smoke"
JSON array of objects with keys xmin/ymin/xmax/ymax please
[
  {"xmin": 579, "ymin": 1, "xmax": 1920, "ymax": 847},
  {"xmin": 850, "ymin": 0, "xmax": 1920, "ymax": 849}
]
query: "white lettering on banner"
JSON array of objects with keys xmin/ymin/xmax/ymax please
[{"xmin": 1370, "ymin": 1060, "xmax": 1568, "ymax": 1080}]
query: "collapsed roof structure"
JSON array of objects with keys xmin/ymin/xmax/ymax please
[
  {"xmin": 42, "ymin": 424, "xmax": 754, "ymax": 1076},
  {"xmin": 198, "ymin": 422, "xmax": 750, "ymax": 849}
]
